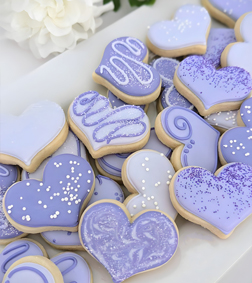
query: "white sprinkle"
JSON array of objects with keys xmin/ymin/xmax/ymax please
[
  {"xmin": 40, "ymin": 183, "xmax": 43, "ymax": 186},
  {"xmin": 68, "ymin": 210, "xmax": 71, "ymax": 213},
  {"xmin": 87, "ymin": 180, "xmax": 91, "ymax": 183},
  {"xmin": 26, "ymin": 182, "xmax": 30, "ymax": 186},
  {"xmin": 22, "ymin": 207, "xmax": 26, "ymax": 211},
  {"xmin": 43, "ymin": 205, "xmax": 47, "ymax": 209},
  {"xmin": 38, "ymin": 201, "xmax": 42, "ymax": 204}
]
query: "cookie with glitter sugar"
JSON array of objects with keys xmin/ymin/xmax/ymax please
[
  {"xmin": 170, "ymin": 163, "xmax": 252, "ymax": 239},
  {"xmin": 51, "ymin": 252, "xmax": 93, "ymax": 283},
  {"xmin": 221, "ymin": 12, "xmax": 252, "ymax": 77},
  {"xmin": 202, "ymin": 0, "xmax": 252, "ymax": 28},
  {"xmin": 0, "ymin": 238, "xmax": 48, "ymax": 282},
  {"xmin": 0, "ymin": 164, "xmax": 19, "ymax": 192},
  {"xmin": 95, "ymin": 128, "xmax": 172, "ymax": 182},
  {"xmin": 79, "ymin": 200, "xmax": 179, "ymax": 283},
  {"xmin": 155, "ymin": 106, "xmax": 220, "ymax": 172},
  {"xmin": 108, "ymin": 90, "xmax": 149, "ymax": 112},
  {"xmin": 68, "ymin": 91, "xmax": 150, "ymax": 159},
  {"xmin": 204, "ymin": 110, "xmax": 238, "ymax": 133},
  {"xmin": 3, "ymin": 154, "xmax": 95, "ymax": 234},
  {"xmin": 22, "ymin": 130, "xmax": 87, "ymax": 181},
  {"xmin": 219, "ymin": 98, "xmax": 252, "ymax": 166},
  {"xmin": 2, "ymin": 255, "xmax": 63, "ymax": 283},
  {"xmin": 173, "ymin": 55, "xmax": 252, "ymax": 116},
  {"xmin": 146, "ymin": 5, "xmax": 211, "ymax": 58},
  {"xmin": 92, "ymin": 36, "xmax": 161, "ymax": 105},
  {"xmin": 0, "ymin": 101, "xmax": 68, "ymax": 173},
  {"xmin": 122, "ymin": 150, "xmax": 177, "ymax": 219}
]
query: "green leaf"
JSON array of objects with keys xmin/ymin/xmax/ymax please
[
  {"xmin": 129, "ymin": 0, "xmax": 156, "ymax": 7},
  {"xmin": 103, "ymin": 0, "xmax": 121, "ymax": 11}
]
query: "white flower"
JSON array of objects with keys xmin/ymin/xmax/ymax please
[{"xmin": 0, "ymin": 0, "xmax": 114, "ymax": 58}]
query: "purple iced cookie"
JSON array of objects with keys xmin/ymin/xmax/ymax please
[
  {"xmin": 219, "ymin": 97, "xmax": 252, "ymax": 165},
  {"xmin": 79, "ymin": 201, "xmax": 178, "ymax": 283},
  {"xmin": 3, "ymin": 154, "xmax": 94, "ymax": 233},
  {"xmin": 171, "ymin": 163, "xmax": 252, "ymax": 238},
  {"xmin": 51, "ymin": 252, "xmax": 92, "ymax": 283},
  {"xmin": 0, "ymin": 164, "xmax": 18, "ymax": 192}
]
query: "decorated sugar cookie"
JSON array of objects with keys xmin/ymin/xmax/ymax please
[
  {"xmin": 202, "ymin": 0, "xmax": 252, "ymax": 28},
  {"xmin": 219, "ymin": 98, "xmax": 252, "ymax": 166},
  {"xmin": 0, "ymin": 238, "xmax": 47, "ymax": 281},
  {"xmin": 0, "ymin": 164, "xmax": 19, "ymax": 192},
  {"xmin": 0, "ymin": 101, "xmax": 68, "ymax": 173},
  {"xmin": 3, "ymin": 154, "xmax": 95, "ymax": 233},
  {"xmin": 155, "ymin": 106, "xmax": 220, "ymax": 172},
  {"xmin": 2, "ymin": 256, "xmax": 63, "ymax": 283},
  {"xmin": 146, "ymin": 5, "xmax": 211, "ymax": 57},
  {"xmin": 122, "ymin": 150, "xmax": 177, "ymax": 219},
  {"xmin": 68, "ymin": 91, "xmax": 150, "ymax": 159},
  {"xmin": 95, "ymin": 128, "xmax": 172, "ymax": 182},
  {"xmin": 22, "ymin": 130, "xmax": 87, "ymax": 180},
  {"xmin": 93, "ymin": 37, "xmax": 161, "ymax": 105},
  {"xmin": 173, "ymin": 55, "xmax": 252, "ymax": 116},
  {"xmin": 170, "ymin": 163, "xmax": 252, "ymax": 239},
  {"xmin": 221, "ymin": 12, "xmax": 252, "ymax": 77},
  {"xmin": 79, "ymin": 200, "xmax": 179, "ymax": 283},
  {"xmin": 203, "ymin": 28, "xmax": 236, "ymax": 68},
  {"xmin": 204, "ymin": 110, "xmax": 238, "ymax": 133},
  {"xmin": 51, "ymin": 252, "xmax": 92, "ymax": 283}
]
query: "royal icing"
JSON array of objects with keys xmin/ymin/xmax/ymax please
[
  {"xmin": 226, "ymin": 12, "xmax": 252, "ymax": 76},
  {"xmin": 0, "ymin": 239, "xmax": 45, "ymax": 281},
  {"xmin": 0, "ymin": 164, "xmax": 18, "ymax": 192},
  {"xmin": 147, "ymin": 5, "xmax": 211, "ymax": 50},
  {"xmin": 69, "ymin": 91, "xmax": 150, "ymax": 152},
  {"xmin": 208, "ymin": 0, "xmax": 252, "ymax": 21},
  {"xmin": 204, "ymin": 110, "xmax": 238, "ymax": 131},
  {"xmin": 0, "ymin": 101, "xmax": 66, "ymax": 166},
  {"xmin": 80, "ymin": 202, "xmax": 178, "ymax": 283},
  {"xmin": 94, "ymin": 37, "xmax": 160, "ymax": 96},
  {"xmin": 4, "ymin": 154, "xmax": 94, "ymax": 231},
  {"xmin": 41, "ymin": 231, "xmax": 81, "ymax": 248},
  {"xmin": 203, "ymin": 28, "xmax": 236, "ymax": 68},
  {"xmin": 220, "ymin": 98, "xmax": 252, "ymax": 165},
  {"xmin": 125, "ymin": 150, "xmax": 177, "ymax": 219},
  {"xmin": 160, "ymin": 106, "xmax": 220, "ymax": 172},
  {"xmin": 51, "ymin": 252, "xmax": 92, "ymax": 283},
  {"xmin": 108, "ymin": 91, "xmax": 145, "ymax": 110},
  {"xmin": 172, "ymin": 163, "xmax": 252, "ymax": 235},
  {"xmin": 22, "ymin": 130, "xmax": 87, "ymax": 180},
  {"xmin": 96, "ymin": 128, "xmax": 172, "ymax": 178},
  {"xmin": 176, "ymin": 55, "xmax": 252, "ymax": 112}
]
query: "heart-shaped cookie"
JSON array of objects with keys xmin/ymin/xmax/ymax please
[
  {"xmin": 170, "ymin": 162, "xmax": 252, "ymax": 239},
  {"xmin": 219, "ymin": 98, "xmax": 252, "ymax": 166},
  {"xmin": 122, "ymin": 150, "xmax": 177, "ymax": 219},
  {"xmin": 174, "ymin": 55, "xmax": 252, "ymax": 116},
  {"xmin": 147, "ymin": 5, "xmax": 211, "ymax": 57},
  {"xmin": 93, "ymin": 37, "xmax": 161, "ymax": 105},
  {"xmin": 221, "ymin": 12, "xmax": 252, "ymax": 77},
  {"xmin": 3, "ymin": 154, "xmax": 94, "ymax": 233},
  {"xmin": 68, "ymin": 91, "xmax": 150, "ymax": 159},
  {"xmin": 155, "ymin": 106, "xmax": 220, "ymax": 172},
  {"xmin": 79, "ymin": 201, "xmax": 178, "ymax": 283},
  {"xmin": 0, "ymin": 101, "xmax": 68, "ymax": 172}
]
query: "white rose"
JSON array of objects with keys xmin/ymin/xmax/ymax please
[{"xmin": 0, "ymin": 0, "xmax": 114, "ymax": 58}]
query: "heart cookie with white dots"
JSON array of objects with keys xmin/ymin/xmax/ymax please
[
  {"xmin": 3, "ymin": 154, "xmax": 94, "ymax": 233},
  {"xmin": 122, "ymin": 150, "xmax": 177, "ymax": 219},
  {"xmin": 219, "ymin": 97, "xmax": 252, "ymax": 166}
]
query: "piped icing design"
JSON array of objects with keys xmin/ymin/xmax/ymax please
[
  {"xmin": 4, "ymin": 154, "xmax": 94, "ymax": 231},
  {"xmin": 172, "ymin": 163, "xmax": 252, "ymax": 235},
  {"xmin": 41, "ymin": 231, "xmax": 81, "ymax": 248},
  {"xmin": 0, "ymin": 164, "xmax": 18, "ymax": 192},
  {"xmin": 22, "ymin": 130, "xmax": 87, "ymax": 180},
  {"xmin": 69, "ymin": 91, "xmax": 150, "ymax": 152},
  {"xmin": 160, "ymin": 106, "xmax": 220, "ymax": 172},
  {"xmin": 147, "ymin": 5, "xmax": 211, "ymax": 50},
  {"xmin": 176, "ymin": 55, "xmax": 252, "ymax": 112},
  {"xmin": 204, "ymin": 110, "xmax": 238, "ymax": 131},
  {"xmin": 219, "ymin": 98, "xmax": 252, "ymax": 165},
  {"xmin": 0, "ymin": 101, "xmax": 66, "ymax": 166},
  {"xmin": 0, "ymin": 239, "xmax": 45, "ymax": 281},
  {"xmin": 94, "ymin": 37, "xmax": 160, "ymax": 97},
  {"xmin": 51, "ymin": 252, "xmax": 92, "ymax": 283},
  {"xmin": 203, "ymin": 28, "xmax": 236, "ymax": 68},
  {"xmin": 124, "ymin": 150, "xmax": 177, "ymax": 219},
  {"xmin": 108, "ymin": 91, "xmax": 145, "ymax": 110},
  {"xmin": 80, "ymin": 202, "xmax": 178, "ymax": 283},
  {"xmin": 207, "ymin": 0, "xmax": 252, "ymax": 22},
  {"xmin": 96, "ymin": 128, "xmax": 172, "ymax": 178}
]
